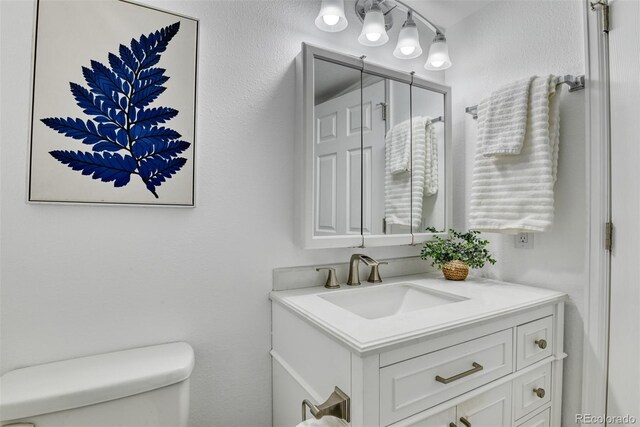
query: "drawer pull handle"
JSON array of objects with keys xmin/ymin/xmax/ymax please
[
  {"xmin": 460, "ymin": 417, "xmax": 472, "ymax": 427},
  {"xmin": 533, "ymin": 387, "xmax": 546, "ymax": 398},
  {"xmin": 449, "ymin": 423, "xmax": 458, "ymax": 427},
  {"xmin": 435, "ymin": 362, "xmax": 483, "ymax": 384},
  {"xmin": 535, "ymin": 339, "xmax": 548, "ymax": 349}
]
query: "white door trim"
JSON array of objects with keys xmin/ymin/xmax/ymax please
[{"xmin": 581, "ymin": 0, "xmax": 611, "ymax": 423}]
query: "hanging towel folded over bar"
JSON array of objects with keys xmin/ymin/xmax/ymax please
[
  {"xmin": 385, "ymin": 117, "xmax": 438, "ymax": 228},
  {"xmin": 479, "ymin": 76, "xmax": 535, "ymax": 156},
  {"xmin": 386, "ymin": 118, "xmax": 412, "ymax": 174},
  {"xmin": 469, "ymin": 75, "xmax": 560, "ymax": 233}
]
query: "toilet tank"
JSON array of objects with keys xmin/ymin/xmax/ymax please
[{"xmin": 0, "ymin": 342, "xmax": 194, "ymax": 427}]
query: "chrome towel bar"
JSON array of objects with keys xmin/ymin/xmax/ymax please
[{"xmin": 465, "ymin": 74, "xmax": 585, "ymax": 119}]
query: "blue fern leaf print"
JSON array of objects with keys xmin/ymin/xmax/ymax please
[
  {"xmin": 42, "ymin": 22, "xmax": 189, "ymax": 199},
  {"xmin": 133, "ymin": 107, "xmax": 178, "ymax": 126},
  {"xmin": 139, "ymin": 157, "xmax": 187, "ymax": 196},
  {"xmin": 133, "ymin": 140, "xmax": 191, "ymax": 160},
  {"xmin": 50, "ymin": 151, "xmax": 138, "ymax": 187}
]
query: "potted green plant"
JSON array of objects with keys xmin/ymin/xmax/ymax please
[{"xmin": 420, "ymin": 228, "xmax": 496, "ymax": 280}]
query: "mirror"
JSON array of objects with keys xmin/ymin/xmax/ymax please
[
  {"xmin": 298, "ymin": 44, "xmax": 451, "ymax": 249},
  {"xmin": 410, "ymin": 84, "xmax": 446, "ymax": 235},
  {"xmin": 361, "ymin": 73, "xmax": 411, "ymax": 237},
  {"xmin": 313, "ymin": 58, "xmax": 363, "ymax": 237}
]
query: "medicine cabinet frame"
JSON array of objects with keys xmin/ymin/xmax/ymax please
[{"xmin": 295, "ymin": 43, "xmax": 452, "ymax": 249}]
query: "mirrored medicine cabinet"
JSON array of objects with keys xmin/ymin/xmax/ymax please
[{"xmin": 296, "ymin": 43, "xmax": 451, "ymax": 249}]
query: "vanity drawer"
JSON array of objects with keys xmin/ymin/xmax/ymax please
[
  {"xmin": 516, "ymin": 317, "xmax": 553, "ymax": 370},
  {"xmin": 380, "ymin": 330, "xmax": 513, "ymax": 426},
  {"xmin": 516, "ymin": 408, "xmax": 551, "ymax": 427},
  {"xmin": 514, "ymin": 363, "xmax": 552, "ymax": 420},
  {"xmin": 390, "ymin": 406, "xmax": 457, "ymax": 427}
]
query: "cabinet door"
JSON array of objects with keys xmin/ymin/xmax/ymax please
[
  {"xmin": 361, "ymin": 74, "xmax": 411, "ymax": 238},
  {"xmin": 457, "ymin": 383, "xmax": 512, "ymax": 427},
  {"xmin": 313, "ymin": 58, "xmax": 364, "ymax": 238},
  {"xmin": 410, "ymin": 84, "xmax": 446, "ymax": 236}
]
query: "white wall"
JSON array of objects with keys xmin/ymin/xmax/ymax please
[
  {"xmin": 0, "ymin": 1, "xmax": 442, "ymax": 426},
  {"xmin": 445, "ymin": 2, "xmax": 587, "ymax": 426}
]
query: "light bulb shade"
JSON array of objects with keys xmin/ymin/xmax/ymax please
[
  {"xmin": 393, "ymin": 21, "xmax": 422, "ymax": 59},
  {"xmin": 358, "ymin": 3, "xmax": 389, "ymax": 46},
  {"xmin": 424, "ymin": 34, "xmax": 452, "ymax": 70},
  {"xmin": 315, "ymin": 0, "xmax": 348, "ymax": 32}
]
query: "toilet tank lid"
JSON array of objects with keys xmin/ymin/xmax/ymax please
[{"xmin": 0, "ymin": 342, "xmax": 194, "ymax": 421}]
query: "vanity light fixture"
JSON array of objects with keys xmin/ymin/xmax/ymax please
[
  {"xmin": 393, "ymin": 11, "xmax": 422, "ymax": 59},
  {"xmin": 357, "ymin": 1, "xmax": 389, "ymax": 46},
  {"xmin": 315, "ymin": 0, "xmax": 348, "ymax": 32},
  {"xmin": 315, "ymin": 0, "xmax": 453, "ymax": 70},
  {"xmin": 424, "ymin": 31, "xmax": 452, "ymax": 70}
]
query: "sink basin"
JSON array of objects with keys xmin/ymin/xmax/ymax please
[{"xmin": 319, "ymin": 283, "xmax": 467, "ymax": 320}]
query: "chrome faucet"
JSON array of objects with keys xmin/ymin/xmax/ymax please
[{"xmin": 346, "ymin": 254, "xmax": 378, "ymax": 286}]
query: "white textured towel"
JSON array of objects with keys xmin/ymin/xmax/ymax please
[
  {"xmin": 385, "ymin": 117, "xmax": 438, "ymax": 228},
  {"xmin": 469, "ymin": 75, "xmax": 560, "ymax": 233},
  {"xmin": 385, "ymin": 118, "xmax": 412, "ymax": 174},
  {"xmin": 414, "ymin": 118, "xmax": 439, "ymax": 197},
  {"xmin": 480, "ymin": 76, "xmax": 535, "ymax": 156}
]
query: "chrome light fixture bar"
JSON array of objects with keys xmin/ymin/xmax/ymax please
[
  {"xmin": 391, "ymin": 0, "xmax": 452, "ymax": 70},
  {"xmin": 315, "ymin": 0, "xmax": 452, "ymax": 70}
]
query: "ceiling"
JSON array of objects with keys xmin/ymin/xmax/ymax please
[{"xmin": 401, "ymin": 0, "xmax": 494, "ymax": 30}]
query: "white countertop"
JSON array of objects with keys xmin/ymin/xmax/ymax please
[{"xmin": 270, "ymin": 273, "xmax": 566, "ymax": 355}]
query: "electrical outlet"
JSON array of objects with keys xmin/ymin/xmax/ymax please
[{"xmin": 515, "ymin": 232, "xmax": 534, "ymax": 249}]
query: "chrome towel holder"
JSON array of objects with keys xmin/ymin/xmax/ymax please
[
  {"xmin": 302, "ymin": 386, "xmax": 351, "ymax": 423},
  {"xmin": 465, "ymin": 74, "xmax": 586, "ymax": 119}
]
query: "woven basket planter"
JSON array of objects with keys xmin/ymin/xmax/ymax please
[{"xmin": 442, "ymin": 260, "xmax": 469, "ymax": 281}]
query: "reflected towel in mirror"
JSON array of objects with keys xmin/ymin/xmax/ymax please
[
  {"xmin": 385, "ymin": 117, "xmax": 438, "ymax": 228},
  {"xmin": 386, "ymin": 118, "xmax": 413, "ymax": 174}
]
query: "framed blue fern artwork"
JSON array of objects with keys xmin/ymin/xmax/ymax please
[{"xmin": 28, "ymin": 0, "xmax": 198, "ymax": 206}]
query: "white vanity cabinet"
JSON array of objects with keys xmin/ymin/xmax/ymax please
[{"xmin": 271, "ymin": 275, "xmax": 566, "ymax": 427}]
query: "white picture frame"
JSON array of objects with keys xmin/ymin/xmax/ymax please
[{"xmin": 28, "ymin": 0, "xmax": 199, "ymax": 206}]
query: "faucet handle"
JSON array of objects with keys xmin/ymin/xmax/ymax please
[
  {"xmin": 367, "ymin": 261, "xmax": 388, "ymax": 283},
  {"xmin": 316, "ymin": 267, "xmax": 340, "ymax": 289}
]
